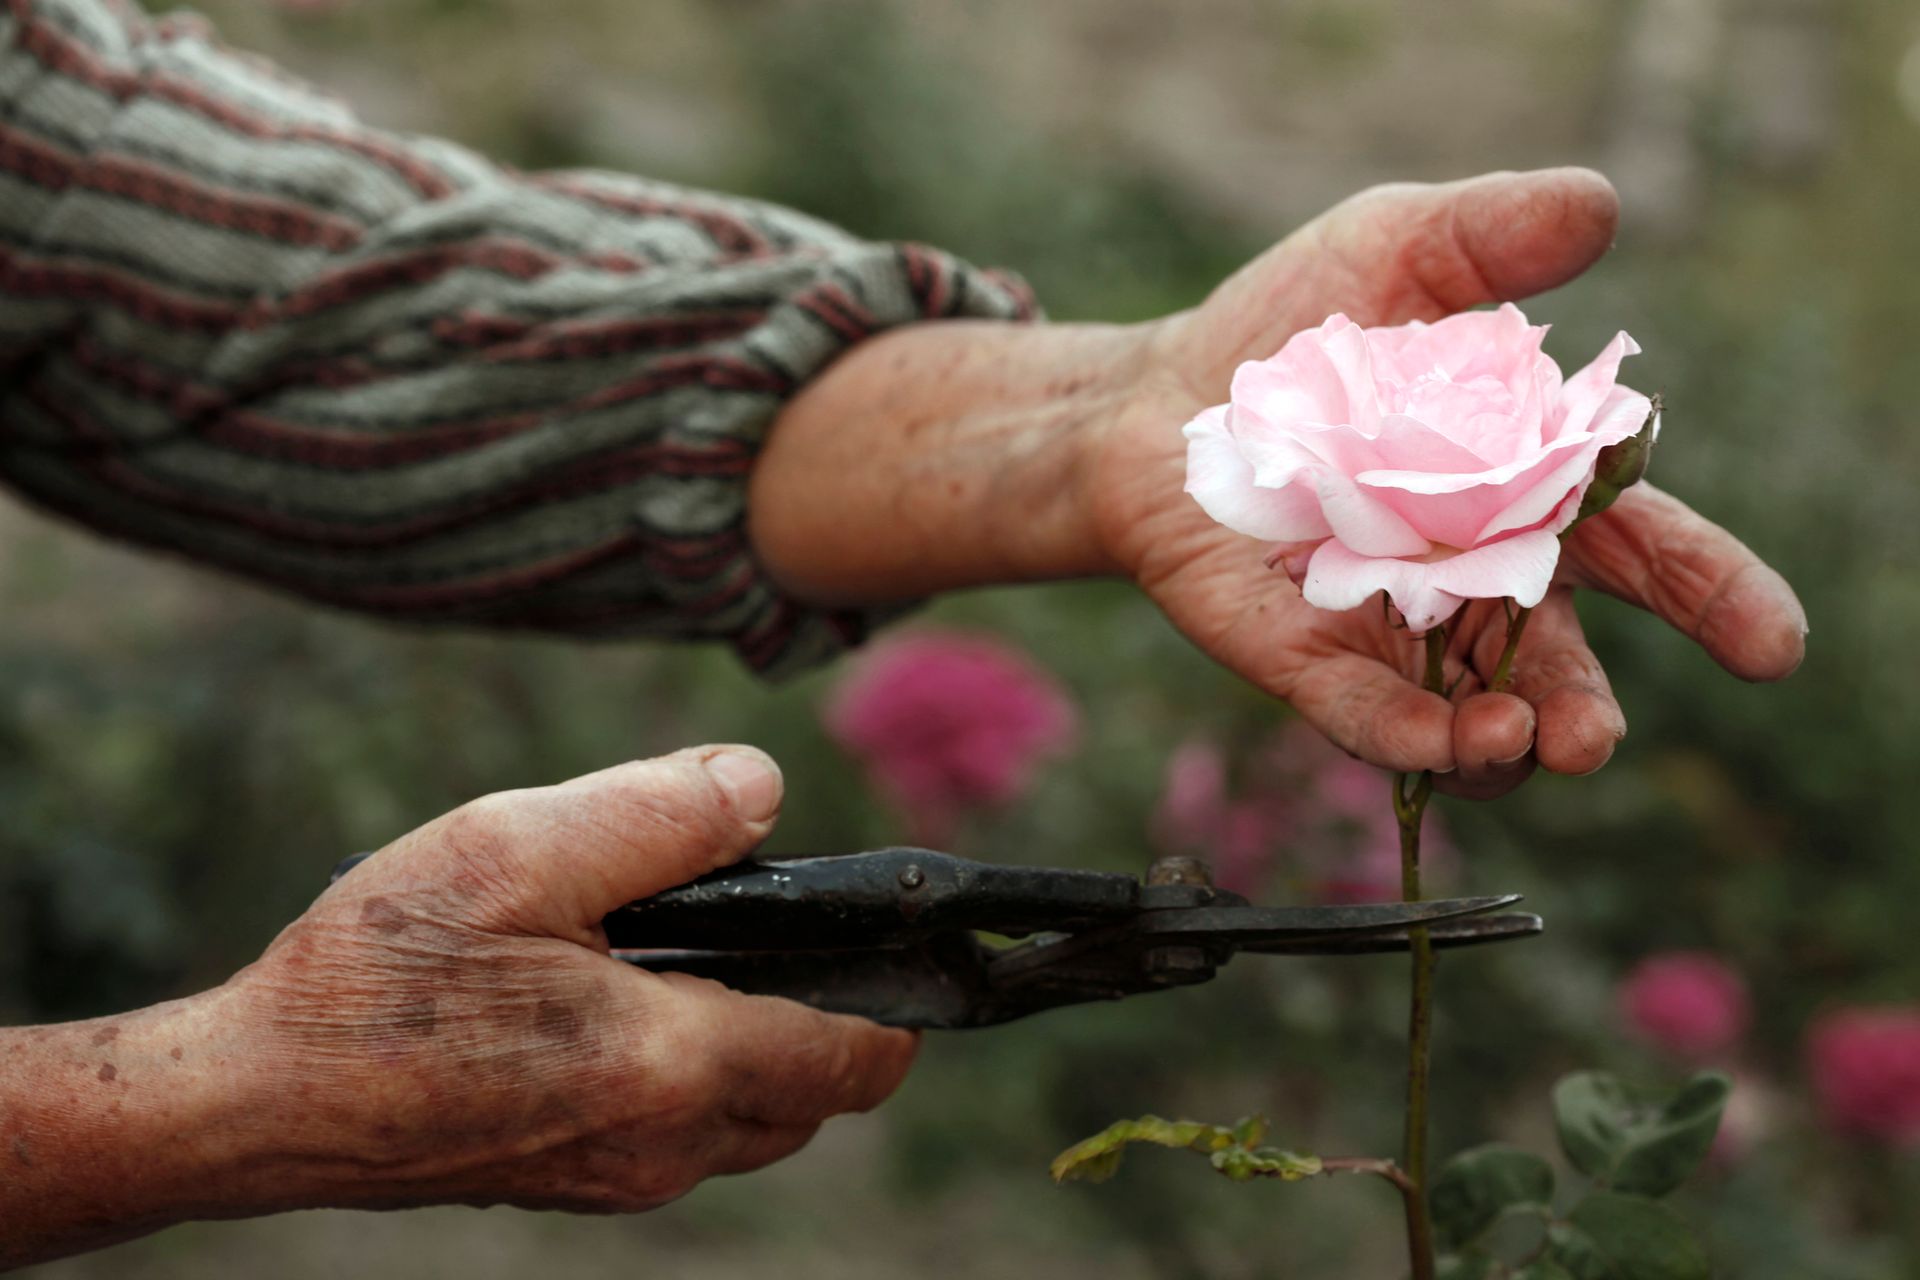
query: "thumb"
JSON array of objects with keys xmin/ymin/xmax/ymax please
[
  {"xmin": 432, "ymin": 745, "xmax": 784, "ymax": 939},
  {"xmin": 1203, "ymin": 167, "xmax": 1620, "ymax": 383}
]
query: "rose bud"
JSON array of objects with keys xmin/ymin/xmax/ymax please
[{"xmin": 1572, "ymin": 394, "xmax": 1662, "ymax": 527}]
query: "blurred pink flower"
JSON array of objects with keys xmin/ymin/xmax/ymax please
[
  {"xmin": 1616, "ymin": 952, "xmax": 1752, "ymax": 1062},
  {"xmin": 1148, "ymin": 722, "xmax": 1452, "ymax": 901},
  {"xmin": 1806, "ymin": 1006, "xmax": 1920, "ymax": 1147},
  {"xmin": 1150, "ymin": 740, "xmax": 1290, "ymax": 893},
  {"xmin": 824, "ymin": 630, "xmax": 1077, "ymax": 845}
]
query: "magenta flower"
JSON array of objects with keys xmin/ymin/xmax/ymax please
[
  {"xmin": 1806, "ymin": 1006, "xmax": 1920, "ymax": 1147},
  {"xmin": 1616, "ymin": 952, "xmax": 1752, "ymax": 1062},
  {"xmin": 824, "ymin": 629, "xmax": 1078, "ymax": 845}
]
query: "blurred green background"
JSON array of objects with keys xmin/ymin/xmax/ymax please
[{"xmin": 6, "ymin": 0, "xmax": 1918, "ymax": 1275}]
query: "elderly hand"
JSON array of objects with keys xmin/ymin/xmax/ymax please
[
  {"xmin": 1088, "ymin": 169, "xmax": 1807, "ymax": 797},
  {"xmin": 751, "ymin": 168, "xmax": 1805, "ymax": 797},
  {"xmin": 0, "ymin": 747, "xmax": 915, "ymax": 1268}
]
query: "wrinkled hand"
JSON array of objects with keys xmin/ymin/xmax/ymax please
[
  {"xmin": 1093, "ymin": 168, "xmax": 1807, "ymax": 798},
  {"xmin": 227, "ymin": 746, "xmax": 914, "ymax": 1212}
]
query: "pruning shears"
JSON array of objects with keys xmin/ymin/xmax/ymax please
[{"xmin": 328, "ymin": 847, "xmax": 1541, "ymax": 1030}]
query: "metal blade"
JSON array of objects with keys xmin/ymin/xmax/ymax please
[
  {"xmin": 986, "ymin": 894, "xmax": 1524, "ymax": 984},
  {"xmin": 1130, "ymin": 893, "xmax": 1524, "ymax": 946},
  {"xmin": 1237, "ymin": 911, "xmax": 1544, "ymax": 955}
]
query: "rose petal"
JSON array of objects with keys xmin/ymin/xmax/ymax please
[
  {"xmin": 1301, "ymin": 531, "xmax": 1562, "ymax": 632},
  {"xmin": 1552, "ymin": 330, "xmax": 1641, "ymax": 442},
  {"xmin": 1311, "ymin": 467, "xmax": 1431, "ymax": 558},
  {"xmin": 1183, "ymin": 405, "xmax": 1333, "ymax": 542},
  {"xmin": 1316, "ymin": 315, "xmax": 1383, "ymax": 436},
  {"xmin": 1301, "ymin": 539, "xmax": 1461, "ymax": 632},
  {"xmin": 1471, "ymin": 385, "xmax": 1653, "ymax": 543}
]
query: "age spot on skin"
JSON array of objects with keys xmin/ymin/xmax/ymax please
[
  {"xmin": 97, "ymin": 1063, "xmax": 117, "ymax": 1082},
  {"xmin": 90, "ymin": 1025, "xmax": 120, "ymax": 1047},
  {"xmin": 535, "ymin": 999, "xmax": 586, "ymax": 1045},
  {"xmin": 359, "ymin": 895, "xmax": 414, "ymax": 935},
  {"xmin": 393, "ymin": 997, "xmax": 439, "ymax": 1039},
  {"xmin": 171, "ymin": 1046, "xmax": 184, "ymax": 1060}
]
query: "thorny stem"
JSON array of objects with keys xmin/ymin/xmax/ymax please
[
  {"xmin": 1390, "ymin": 623, "xmax": 1449, "ymax": 1280},
  {"xmin": 1490, "ymin": 605, "xmax": 1533, "ymax": 694}
]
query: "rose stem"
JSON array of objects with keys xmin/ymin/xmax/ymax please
[
  {"xmin": 1391, "ymin": 622, "xmax": 1449, "ymax": 1280},
  {"xmin": 1490, "ymin": 604, "xmax": 1533, "ymax": 694}
]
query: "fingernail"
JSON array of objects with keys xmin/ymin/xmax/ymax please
[
  {"xmin": 705, "ymin": 747, "xmax": 783, "ymax": 822},
  {"xmin": 1492, "ymin": 748, "xmax": 1531, "ymax": 767}
]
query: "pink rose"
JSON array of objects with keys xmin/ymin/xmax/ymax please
[
  {"xmin": 1616, "ymin": 952, "xmax": 1752, "ymax": 1062},
  {"xmin": 824, "ymin": 629, "xmax": 1078, "ymax": 845},
  {"xmin": 1184, "ymin": 304, "xmax": 1655, "ymax": 631},
  {"xmin": 1805, "ymin": 1006, "xmax": 1920, "ymax": 1147}
]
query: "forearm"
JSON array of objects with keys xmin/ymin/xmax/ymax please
[
  {"xmin": 0, "ymin": 0, "xmax": 1034, "ymax": 675},
  {"xmin": 0, "ymin": 987, "xmax": 289, "ymax": 1269},
  {"xmin": 748, "ymin": 318, "xmax": 1147, "ymax": 605}
]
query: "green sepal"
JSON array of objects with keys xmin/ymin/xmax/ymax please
[{"xmin": 1566, "ymin": 395, "xmax": 1661, "ymax": 531}]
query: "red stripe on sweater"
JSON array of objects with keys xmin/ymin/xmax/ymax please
[
  {"xmin": 532, "ymin": 175, "xmax": 772, "ymax": 260},
  {"xmin": 195, "ymin": 355, "xmax": 785, "ymax": 467},
  {"xmin": 9, "ymin": 0, "xmax": 454, "ymax": 200},
  {"xmin": 22, "ymin": 376, "xmax": 689, "ymax": 612},
  {"xmin": 0, "ymin": 119, "xmax": 363, "ymax": 249},
  {"xmin": 430, "ymin": 308, "xmax": 765, "ymax": 360},
  {"xmin": 68, "ymin": 336, "xmax": 782, "ymax": 468},
  {"xmin": 0, "ymin": 247, "xmax": 237, "ymax": 331}
]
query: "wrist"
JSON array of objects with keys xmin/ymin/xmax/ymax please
[
  {"xmin": 0, "ymin": 984, "xmax": 309, "ymax": 1266},
  {"xmin": 748, "ymin": 318, "xmax": 1152, "ymax": 606}
]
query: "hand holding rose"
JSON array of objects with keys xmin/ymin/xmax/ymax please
[{"xmin": 754, "ymin": 168, "xmax": 1806, "ymax": 801}]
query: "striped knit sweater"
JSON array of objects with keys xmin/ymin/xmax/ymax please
[{"xmin": 0, "ymin": 0, "xmax": 1035, "ymax": 675}]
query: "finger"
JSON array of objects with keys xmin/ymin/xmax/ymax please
[
  {"xmin": 1378, "ymin": 166, "xmax": 1622, "ymax": 318},
  {"xmin": 706, "ymin": 1120, "xmax": 821, "ymax": 1178},
  {"xmin": 1433, "ymin": 691, "xmax": 1537, "ymax": 801},
  {"xmin": 661, "ymin": 972, "xmax": 919, "ymax": 1128},
  {"xmin": 1281, "ymin": 651, "xmax": 1457, "ymax": 774},
  {"xmin": 441, "ymin": 746, "xmax": 785, "ymax": 935},
  {"xmin": 1561, "ymin": 483, "xmax": 1807, "ymax": 682},
  {"xmin": 1217, "ymin": 168, "xmax": 1621, "ymax": 373},
  {"xmin": 1485, "ymin": 589, "xmax": 1625, "ymax": 777}
]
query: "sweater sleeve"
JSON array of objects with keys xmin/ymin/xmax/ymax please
[{"xmin": 0, "ymin": 0, "xmax": 1036, "ymax": 675}]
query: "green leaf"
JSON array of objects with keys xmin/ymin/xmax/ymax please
[
  {"xmin": 1551, "ymin": 1071, "xmax": 1731, "ymax": 1197},
  {"xmin": 1208, "ymin": 1144, "xmax": 1322, "ymax": 1182},
  {"xmin": 1049, "ymin": 1115, "xmax": 1319, "ymax": 1185},
  {"xmin": 1547, "ymin": 1192, "xmax": 1710, "ymax": 1280},
  {"xmin": 1430, "ymin": 1144, "xmax": 1556, "ymax": 1251},
  {"xmin": 1437, "ymin": 1256, "xmax": 1501, "ymax": 1280},
  {"xmin": 1050, "ymin": 1116, "xmax": 1236, "ymax": 1183}
]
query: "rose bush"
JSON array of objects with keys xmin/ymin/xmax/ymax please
[{"xmin": 1183, "ymin": 303, "xmax": 1655, "ymax": 631}]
